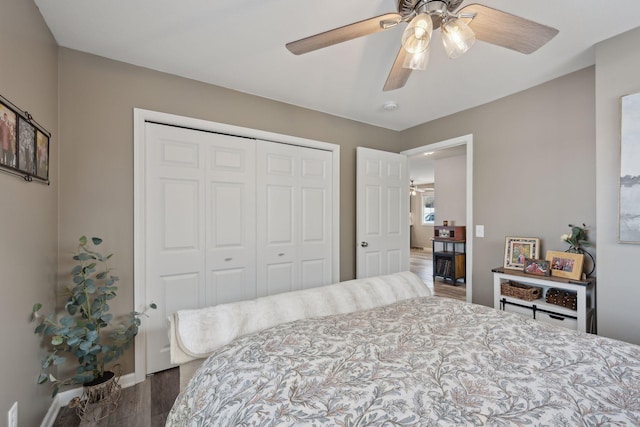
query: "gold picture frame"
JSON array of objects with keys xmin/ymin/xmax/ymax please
[
  {"xmin": 546, "ymin": 250, "xmax": 584, "ymax": 280},
  {"xmin": 503, "ymin": 237, "xmax": 540, "ymax": 270}
]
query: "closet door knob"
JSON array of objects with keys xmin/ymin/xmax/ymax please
[
  {"xmin": 361, "ymin": 241, "xmax": 369, "ymax": 248},
  {"xmin": 278, "ymin": 253, "xmax": 285, "ymax": 256},
  {"xmin": 224, "ymin": 258, "xmax": 232, "ymax": 262}
]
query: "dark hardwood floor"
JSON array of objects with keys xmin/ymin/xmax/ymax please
[
  {"xmin": 53, "ymin": 367, "xmax": 179, "ymax": 427},
  {"xmin": 410, "ymin": 248, "xmax": 466, "ymax": 301}
]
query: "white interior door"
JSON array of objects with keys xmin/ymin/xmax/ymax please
[
  {"xmin": 356, "ymin": 147, "xmax": 409, "ymax": 278},
  {"xmin": 144, "ymin": 123, "xmax": 255, "ymax": 373}
]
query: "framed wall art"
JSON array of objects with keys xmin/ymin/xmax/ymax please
[
  {"xmin": 36, "ymin": 130, "xmax": 49, "ymax": 180},
  {"xmin": 0, "ymin": 99, "xmax": 17, "ymax": 170},
  {"xmin": 620, "ymin": 92, "xmax": 640, "ymax": 243},
  {"xmin": 17, "ymin": 116, "xmax": 36, "ymax": 175},
  {"xmin": 503, "ymin": 237, "xmax": 540, "ymax": 270},
  {"xmin": 0, "ymin": 94, "xmax": 50, "ymax": 184},
  {"xmin": 546, "ymin": 250, "xmax": 584, "ymax": 281}
]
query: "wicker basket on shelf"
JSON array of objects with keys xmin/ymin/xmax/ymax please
[{"xmin": 500, "ymin": 281, "xmax": 542, "ymax": 301}]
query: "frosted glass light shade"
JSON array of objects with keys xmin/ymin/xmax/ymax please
[
  {"xmin": 401, "ymin": 14, "xmax": 433, "ymax": 54},
  {"xmin": 402, "ymin": 48, "xmax": 430, "ymax": 70},
  {"xmin": 441, "ymin": 17, "xmax": 476, "ymax": 59}
]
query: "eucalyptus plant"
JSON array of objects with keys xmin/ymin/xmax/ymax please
[{"xmin": 32, "ymin": 236, "xmax": 155, "ymax": 397}]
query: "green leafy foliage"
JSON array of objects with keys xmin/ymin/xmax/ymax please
[
  {"xmin": 32, "ymin": 236, "xmax": 156, "ymax": 397},
  {"xmin": 561, "ymin": 223, "xmax": 591, "ymax": 251}
]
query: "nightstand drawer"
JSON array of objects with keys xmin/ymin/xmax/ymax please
[
  {"xmin": 537, "ymin": 311, "xmax": 578, "ymax": 330},
  {"xmin": 503, "ymin": 301, "xmax": 534, "ymax": 318}
]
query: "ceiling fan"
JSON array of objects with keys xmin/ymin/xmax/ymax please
[
  {"xmin": 410, "ymin": 180, "xmax": 426, "ymax": 195},
  {"xmin": 286, "ymin": 1, "xmax": 558, "ymax": 91}
]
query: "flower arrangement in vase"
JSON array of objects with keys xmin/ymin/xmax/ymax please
[{"xmin": 561, "ymin": 223, "xmax": 595, "ymax": 277}]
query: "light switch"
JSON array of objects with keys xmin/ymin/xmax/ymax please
[{"xmin": 476, "ymin": 225, "xmax": 484, "ymax": 238}]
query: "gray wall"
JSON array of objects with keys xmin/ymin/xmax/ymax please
[
  {"xmin": 434, "ymin": 155, "xmax": 466, "ymax": 228},
  {"xmin": 595, "ymin": 27, "xmax": 640, "ymax": 345},
  {"xmin": 0, "ymin": 0, "xmax": 58, "ymax": 425},
  {"xmin": 400, "ymin": 67, "xmax": 597, "ymax": 309}
]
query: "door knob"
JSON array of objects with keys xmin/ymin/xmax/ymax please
[{"xmin": 361, "ymin": 241, "xmax": 369, "ymax": 248}]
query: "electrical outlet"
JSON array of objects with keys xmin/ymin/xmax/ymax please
[{"xmin": 8, "ymin": 401, "xmax": 17, "ymax": 427}]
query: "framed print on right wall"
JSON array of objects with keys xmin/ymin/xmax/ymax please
[{"xmin": 620, "ymin": 92, "xmax": 640, "ymax": 243}]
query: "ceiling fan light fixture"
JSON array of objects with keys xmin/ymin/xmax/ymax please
[
  {"xmin": 441, "ymin": 16, "xmax": 476, "ymax": 59},
  {"xmin": 401, "ymin": 13, "xmax": 433, "ymax": 54},
  {"xmin": 402, "ymin": 48, "xmax": 430, "ymax": 70}
]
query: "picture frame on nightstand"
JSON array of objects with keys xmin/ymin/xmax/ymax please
[
  {"xmin": 546, "ymin": 250, "xmax": 584, "ymax": 280},
  {"xmin": 503, "ymin": 237, "xmax": 540, "ymax": 270},
  {"xmin": 523, "ymin": 258, "xmax": 551, "ymax": 276}
]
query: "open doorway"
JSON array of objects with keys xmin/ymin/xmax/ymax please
[{"xmin": 402, "ymin": 135, "xmax": 473, "ymax": 303}]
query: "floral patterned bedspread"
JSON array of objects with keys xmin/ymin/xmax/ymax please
[{"xmin": 166, "ymin": 297, "xmax": 640, "ymax": 426}]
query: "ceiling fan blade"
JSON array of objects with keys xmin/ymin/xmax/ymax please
[
  {"xmin": 383, "ymin": 47, "xmax": 413, "ymax": 91},
  {"xmin": 286, "ymin": 13, "xmax": 401, "ymax": 55},
  {"xmin": 459, "ymin": 4, "xmax": 558, "ymax": 54}
]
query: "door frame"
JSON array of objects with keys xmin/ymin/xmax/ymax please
[
  {"xmin": 132, "ymin": 108, "xmax": 340, "ymax": 383},
  {"xmin": 401, "ymin": 134, "xmax": 473, "ymax": 303}
]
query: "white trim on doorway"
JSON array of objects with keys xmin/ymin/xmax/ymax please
[
  {"xmin": 132, "ymin": 108, "xmax": 340, "ymax": 383},
  {"xmin": 401, "ymin": 134, "xmax": 473, "ymax": 304}
]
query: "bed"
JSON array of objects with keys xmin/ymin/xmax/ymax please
[{"xmin": 166, "ymin": 272, "xmax": 640, "ymax": 426}]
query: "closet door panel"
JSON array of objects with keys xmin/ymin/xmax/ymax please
[
  {"xmin": 205, "ymin": 134, "xmax": 256, "ymax": 306},
  {"xmin": 257, "ymin": 142, "xmax": 298, "ymax": 297},
  {"xmin": 299, "ymin": 148, "xmax": 332, "ymax": 289},
  {"xmin": 145, "ymin": 124, "xmax": 207, "ymax": 373},
  {"xmin": 257, "ymin": 142, "xmax": 333, "ymax": 294}
]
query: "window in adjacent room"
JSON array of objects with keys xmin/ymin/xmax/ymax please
[{"xmin": 421, "ymin": 192, "xmax": 435, "ymax": 224}]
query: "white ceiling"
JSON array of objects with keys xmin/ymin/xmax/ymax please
[{"xmin": 35, "ymin": 0, "xmax": 640, "ymax": 131}]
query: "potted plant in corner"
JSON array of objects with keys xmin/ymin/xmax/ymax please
[{"xmin": 32, "ymin": 236, "xmax": 155, "ymax": 421}]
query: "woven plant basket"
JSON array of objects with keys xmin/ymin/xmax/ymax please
[{"xmin": 69, "ymin": 367, "xmax": 122, "ymax": 422}]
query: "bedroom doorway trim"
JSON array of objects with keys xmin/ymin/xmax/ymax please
[
  {"xmin": 401, "ymin": 134, "xmax": 473, "ymax": 303},
  {"xmin": 133, "ymin": 108, "xmax": 341, "ymax": 383}
]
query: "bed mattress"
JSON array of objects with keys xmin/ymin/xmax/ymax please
[{"xmin": 167, "ymin": 296, "xmax": 640, "ymax": 426}]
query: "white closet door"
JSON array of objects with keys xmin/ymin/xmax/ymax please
[
  {"xmin": 144, "ymin": 123, "xmax": 255, "ymax": 374},
  {"xmin": 298, "ymin": 147, "xmax": 333, "ymax": 289},
  {"xmin": 257, "ymin": 141, "xmax": 332, "ymax": 296},
  {"xmin": 205, "ymin": 134, "xmax": 256, "ymax": 306}
]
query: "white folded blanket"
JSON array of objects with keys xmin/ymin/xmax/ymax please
[{"xmin": 168, "ymin": 271, "xmax": 432, "ymax": 364}]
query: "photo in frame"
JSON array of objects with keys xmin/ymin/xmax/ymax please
[
  {"xmin": 503, "ymin": 237, "xmax": 540, "ymax": 270},
  {"xmin": 17, "ymin": 116, "xmax": 36, "ymax": 175},
  {"xmin": 620, "ymin": 92, "xmax": 640, "ymax": 243},
  {"xmin": 35, "ymin": 130, "xmax": 49, "ymax": 180},
  {"xmin": 546, "ymin": 250, "xmax": 584, "ymax": 280},
  {"xmin": 523, "ymin": 258, "xmax": 551, "ymax": 276},
  {"xmin": 0, "ymin": 100, "xmax": 18, "ymax": 169}
]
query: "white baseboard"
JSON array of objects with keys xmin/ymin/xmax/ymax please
[{"xmin": 40, "ymin": 373, "xmax": 136, "ymax": 427}]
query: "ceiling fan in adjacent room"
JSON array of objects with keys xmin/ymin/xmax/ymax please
[
  {"xmin": 410, "ymin": 180, "xmax": 426, "ymax": 195},
  {"xmin": 286, "ymin": 0, "xmax": 558, "ymax": 91}
]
